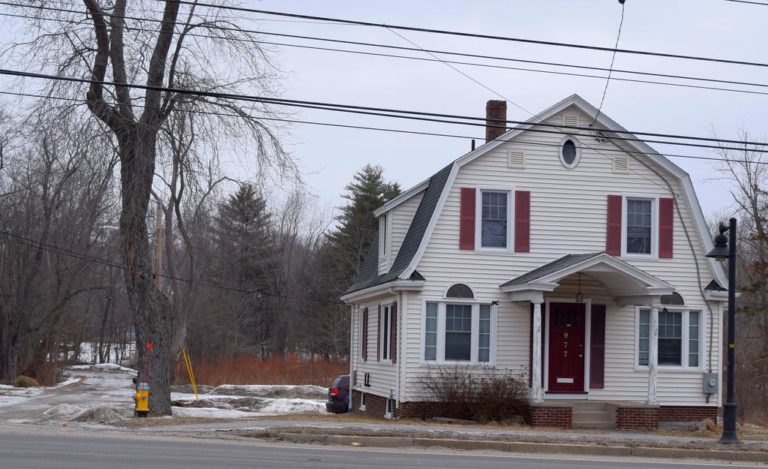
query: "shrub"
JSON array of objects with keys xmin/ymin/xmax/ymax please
[
  {"xmin": 14, "ymin": 375, "xmax": 40, "ymax": 388},
  {"xmin": 420, "ymin": 366, "xmax": 528, "ymax": 423}
]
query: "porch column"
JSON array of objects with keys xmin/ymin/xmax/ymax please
[
  {"xmin": 647, "ymin": 306, "xmax": 659, "ymax": 405},
  {"xmin": 532, "ymin": 299, "xmax": 544, "ymax": 404}
]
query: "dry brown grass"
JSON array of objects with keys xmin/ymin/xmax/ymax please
[{"xmin": 174, "ymin": 354, "xmax": 348, "ymax": 387}]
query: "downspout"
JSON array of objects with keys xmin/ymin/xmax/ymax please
[
  {"xmin": 350, "ymin": 304, "xmax": 357, "ymax": 390},
  {"xmin": 397, "ymin": 290, "xmax": 406, "ymax": 410}
]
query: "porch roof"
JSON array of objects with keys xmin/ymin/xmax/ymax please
[{"xmin": 500, "ymin": 252, "xmax": 674, "ymax": 304}]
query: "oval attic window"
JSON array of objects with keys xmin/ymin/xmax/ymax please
[{"xmin": 561, "ymin": 139, "xmax": 578, "ymax": 167}]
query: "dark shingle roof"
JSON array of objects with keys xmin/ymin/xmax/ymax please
[
  {"xmin": 500, "ymin": 252, "xmax": 604, "ymax": 288},
  {"xmin": 344, "ymin": 163, "xmax": 453, "ymax": 295}
]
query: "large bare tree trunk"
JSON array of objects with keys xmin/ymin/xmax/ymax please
[
  {"xmin": 81, "ymin": 0, "xmax": 180, "ymax": 415},
  {"xmin": 117, "ymin": 129, "xmax": 174, "ymax": 413}
]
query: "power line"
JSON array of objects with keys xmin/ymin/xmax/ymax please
[
  {"xmin": 267, "ymin": 40, "xmax": 768, "ymax": 97},
  {"xmin": 175, "ymin": 1, "xmax": 768, "ymax": 69},
  {"xmin": 723, "ymin": 0, "xmax": 768, "ymax": 5},
  {"xmin": 592, "ymin": 1, "xmax": 625, "ymax": 126},
  {"xmin": 0, "ymin": 230, "xmax": 348, "ymax": 306},
  {"xmin": 5, "ymin": 7, "xmax": 768, "ymax": 97},
  {"xmin": 384, "ymin": 27, "xmax": 530, "ymax": 114},
  {"xmin": 1, "ymin": 67, "xmax": 766, "ymax": 154},
  {"xmin": 3, "ymin": 89, "xmax": 763, "ymax": 167},
  {"xmin": 378, "ymin": 18, "xmax": 669, "ymax": 195}
]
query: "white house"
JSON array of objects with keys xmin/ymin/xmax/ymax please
[{"xmin": 341, "ymin": 95, "xmax": 728, "ymax": 428}]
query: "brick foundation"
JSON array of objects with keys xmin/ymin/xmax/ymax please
[
  {"xmin": 353, "ymin": 392, "xmax": 717, "ymax": 430},
  {"xmin": 528, "ymin": 405, "xmax": 572, "ymax": 428},
  {"xmin": 396, "ymin": 400, "xmax": 447, "ymax": 419},
  {"xmin": 658, "ymin": 406, "xmax": 718, "ymax": 422},
  {"xmin": 352, "ymin": 390, "xmax": 390, "ymax": 418},
  {"xmin": 615, "ymin": 406, "xmax": 659, "ymax": 430}
]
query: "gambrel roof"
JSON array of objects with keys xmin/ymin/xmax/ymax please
[
  {"xmin": 344, "ymin": 163, "xmax": 451, "ymax": 294},
  {"xmin": 343, "ymin": 94, "xmax": 727, "ymax": 298}
]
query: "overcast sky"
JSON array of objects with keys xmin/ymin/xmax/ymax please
[
  {"xmin": 241, "ymin": 0, "xmax": 766, "ymax": 221},
  {"xmin": 3, "ymin": 0, "xmax": 766, "ymax": 222}
]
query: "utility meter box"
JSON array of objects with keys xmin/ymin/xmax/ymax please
[{"xmin": 703, "ymin": 372, "xmax": 719, "ymax": 394}]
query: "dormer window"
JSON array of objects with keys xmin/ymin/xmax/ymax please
[
  {"xmin": 559, "ymin": 136, "xmax": 580, "ymax": 169},
  {"xmin": 378, "ymin": 214, "xmax": 387, "ymax": 258}
]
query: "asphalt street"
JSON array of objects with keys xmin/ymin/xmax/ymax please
[{"xmin": 0, "ymin": 428, "xmax": 761, "ymax": 469}]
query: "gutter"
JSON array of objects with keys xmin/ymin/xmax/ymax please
[{"xmin": 340, "ymin": 280, "xmax": 424, "ymax": 303}]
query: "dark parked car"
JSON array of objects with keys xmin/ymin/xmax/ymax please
[{"xmin": 326, "ymin": 374, "xmax": 350, "ymax": 413}]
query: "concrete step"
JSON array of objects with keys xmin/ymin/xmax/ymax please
[
  {"xmin": 572, "ymin": 420, "xmax": 614, "ymax": 429},
  {"xmin": 570, "ymin": 402, "xmax": 608, "ymax": 411},
  {"xmin": 571, "ymin": 406, "xmax": 614, "ymax": 429},
  {"xmin": 572, "ymin": 410, "xmax": 612, "ymax": 421}
]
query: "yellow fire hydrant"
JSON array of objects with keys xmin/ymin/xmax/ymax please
[{"xmin": 135, "ymin": 382, "xmax": 150, "ymax": 417}]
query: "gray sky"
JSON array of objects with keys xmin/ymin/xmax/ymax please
[
  {"xmin": 2, "ymin": 0, "xmax": 766, "ymax": 221},
  {"xmin": 243, "ymin": 0, "xmax": 766, "ymax": 220}
]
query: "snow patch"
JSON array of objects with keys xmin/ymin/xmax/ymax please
[
  {"xmin": 68, "ymin": 363, "xmax": 137, "ymax": 374},
  {"xmin": 172, "ymin": 407, "xmax": 254, "ymax": 419},
  {"xmin": 212, "ymin": 384, "xmax": 326, "ymax": 398},
  {"xmin": 55, "ymin": 377, "xmax": 81, "ymax": 388},
  {"xmin": 259, "ymin": 398, "xmax": 326, "ymax": 415},
  {"xmin": 40, "ymin": 404, "xmax": 90, "ymax": 421}
]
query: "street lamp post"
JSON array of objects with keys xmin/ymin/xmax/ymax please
[{"xmin": 706, "ymin": 217, "xmax": 739, "ymax": 444}]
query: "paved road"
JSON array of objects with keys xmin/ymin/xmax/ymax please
[{"xmin": 0, "ymin": 428, "xmax": 761, "ymax": 469}]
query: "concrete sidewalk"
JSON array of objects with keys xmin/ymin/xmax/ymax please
[{"xmin": 128, "ymin": 416, "xmax": 768, "ymax": 464}]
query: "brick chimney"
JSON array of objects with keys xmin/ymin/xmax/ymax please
[{"xmin": 485, "ymin": 100, "xmax": 507, "ymax": 142}]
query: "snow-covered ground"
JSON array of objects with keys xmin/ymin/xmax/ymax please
[
  {"xmin": 77, "ymin": 342, "xmax": 136, "ymax": 365},
  {"xmin": 0, "ymin": 364, "xmax": 328, "ymax": 427}
]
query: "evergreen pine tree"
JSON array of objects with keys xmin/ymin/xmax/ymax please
[{"xmin": 327, "ymin": 164, "xmax": 401, "ymax": 284}]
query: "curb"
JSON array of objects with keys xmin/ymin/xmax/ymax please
[{"xmin": 271, "ymin": 432, "xmax": 768, "ymax": 463}]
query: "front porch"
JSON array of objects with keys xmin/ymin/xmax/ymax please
[{"xmin": 500, "ymin": 253, "xmax": 677, "ymax": 410}]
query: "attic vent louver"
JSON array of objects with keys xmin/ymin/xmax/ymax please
[
  {"xmin": 613, "ymin": 156, "xmax": 630, "ymax": 173},
  {"xmin": 508, "ymin": 151, "xmax": 526, "ymax": 169},
  {"xmin": 563, "ymin": 114, "xmax": 579, "ymax": 128}
]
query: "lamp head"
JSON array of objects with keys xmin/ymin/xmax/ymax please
[{"xmin": 706, "ymin": 223, "xmax": 730, "ymax": 260}]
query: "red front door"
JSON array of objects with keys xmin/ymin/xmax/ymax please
[{"xmin": 547, "ymin": 302, "xmax": 586, "ymax": 393}]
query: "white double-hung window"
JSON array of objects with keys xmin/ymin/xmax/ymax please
[
  {"xmin": 423, "ymin": 302, "xmax": 495, "ymax": 364},
  {"xmin": 637, "ymin": 308, "xmax": 702, "ymax": 368}
]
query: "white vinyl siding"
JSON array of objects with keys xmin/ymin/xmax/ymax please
[
  {"xmin": 390, "ymin": 192, "xmax": 423, "ymax": 262},
  {"xmin": 350, "ymin": 298, "xmax": 399, "ymax": 401},
  {"xmin": 399, "ymin": 105, "xmax": 721, "ymax": 406}
]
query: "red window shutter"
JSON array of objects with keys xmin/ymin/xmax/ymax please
[
  {"xmin": 590, "ymin": 304, "xmax": 606, "ymax": 389},
  {"xmin": 376, "ymin": 305, "xmax": 381, "ymax": 361},
  {"xmin": 659, "ymin": 198, "xmax": 674, "ymax": 258},
  {"xmin": 606, "ymin": 195, "xmax": 623, "ymax": 256},
  {"xmin": 514, "ymin": 191, "xmax": 530, "ymax": 253},
  {"xmin": 459, "ymin": 188, "xmax": 476, "ymax": 250},
  {"xmin": 390, "ymin": 303, "xmax": 398, "ymax": 364},
  {"xmin": 362, "ymin": 308, "xmax": 368, "ymax": 362}
]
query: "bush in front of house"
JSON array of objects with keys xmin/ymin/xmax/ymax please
[
  {"xmin": 420, "ymin": 366, "xmax": 528, "ymax": 423},
  {"xmin": 14, "ymin": 375, "xmax": 40, "ymax": 387}
]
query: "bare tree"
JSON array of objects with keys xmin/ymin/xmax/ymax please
[
  {"xmin": 8, "ymin": 0, "xmax": 294, "ymax": 413},
  {"xmin": 0, "ymin": 112, "xmax": 116, "ymax": 382},
  {"xmin": 717, "ymin": 131, "xmax": 768, "ymax": 420}
]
